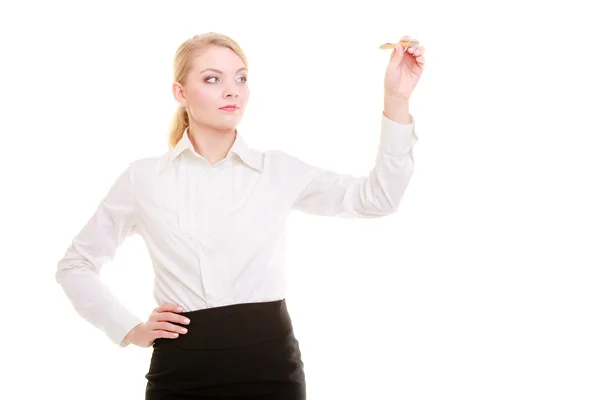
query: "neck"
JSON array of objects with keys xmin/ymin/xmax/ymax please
[{"xmin": 187, "ymin": 120, "xmax": 236, "ymax": 166}]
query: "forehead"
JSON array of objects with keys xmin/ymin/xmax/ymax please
[{"xmin": 191, "ymin": 45, "xmax": 245, "ymax": 73}]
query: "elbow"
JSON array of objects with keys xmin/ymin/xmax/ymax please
[
  {"xmin": 381, "ymin": 176, "xmax": 414, "ymax": 216},
  {"xmin": 55, "ymin": 260, "xmax": 76, "ymax": 286},
  {"xmin": 388, "ymin": 200, "xmax": 403, "ymax": 215},
  {"xmin": 55, "ymin": 254, "xmax": 97, "ymax": 286},
  {"xmin": 55, "ymin": 259, "xmax": 69, "ymax": 285},
  {"xmin": 380, "ymin": 201, "xmax": 399, "ymax": 216},
  {"xmin": 371, "ymin": 155, "xmax": 415, "ymax": 216},
  {"xmin": 55, "ymin": 259, "xmax": 102, "ymax": 313},
  {"xmin": 55, "ymin": 240, "xmax": 103, "ymax": 284},
  {"xmin": 55, "ymin": 253, "xmax": 77, "ymax": 285},
  {"xmin": 55, "ymin": 263, "xmax": 73, "ymax": 286}
]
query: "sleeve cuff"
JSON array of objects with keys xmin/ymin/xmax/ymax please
[
  {"xmin": 105, "ymin": 305, "xmax": 144, "ymax": 348},
  {"xmin": 379, "ymin": 112, "xmax": 418, "ymax": 156}
]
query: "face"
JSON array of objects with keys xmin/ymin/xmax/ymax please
[{"xmin": 173, "ymin": 45, "xmax": 249, "ymax": 132}]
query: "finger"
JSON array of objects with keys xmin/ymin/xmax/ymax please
[
  {"xmin": 154, "ymin": 321, "xmax": 189, "ymax": 334},
  {"xmin": 155, "ymin": 303, "xmax": 183, "ymax": 313},
  {"xmin": 148, "ymin": 320, "xmax": 187, "ymax": 334},
  {"xmin": 406, "ymin": 40, "xmax": 420, "ymax": 54},
  {"xmin": 410, "ymin": 45, "xmax": 425, "ymax": 61},
  {"xmin": 413, "ymin": 45, "xmax": 425, "ymax": 57},
  {"xmin": 153, "ymin": 311, "xmax": 190, "ymax": 325},
  {"xmin": 416, "ymin": 55, "xmax": 426, "ymax": 65},
  {"xmin": 153, "ymin": 329, "xmax": 180, "ymax": 339}
]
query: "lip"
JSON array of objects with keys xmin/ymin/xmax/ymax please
[{"xmin": 219, "ymin": 105, "xmax": 239, "ymax": 111}]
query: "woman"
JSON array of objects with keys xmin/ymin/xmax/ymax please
[{"xmin": 55, "ymin": 32, "xmax": 425, "ymax": 399}]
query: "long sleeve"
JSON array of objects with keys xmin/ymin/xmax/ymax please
[
  {"xmin": 55, "ymin": 164, "xmax": 144, "ymax": 347},
  {"xmin": 291, "ymin": 112, "xmax": 418, "ymax": 218}
]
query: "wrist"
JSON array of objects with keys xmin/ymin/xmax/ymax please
[
  {"xmin": 383, "ymin": 95, "xmax": 410, "ymax": 124},
  {"xmin": 126, "ymin": 322, "xmax": 142, "ymax": 340}
]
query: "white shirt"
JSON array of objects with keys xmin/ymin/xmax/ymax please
[{"xmin": 55, "ymin": 112, "xmax": 418, "ymax": 347}]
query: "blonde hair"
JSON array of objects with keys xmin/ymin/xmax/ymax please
[{"xmin": 168, "ymin": 32, "xmax": 249, "ymax": 149}]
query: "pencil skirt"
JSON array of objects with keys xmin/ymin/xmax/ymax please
[{"xmin": 144, "ymin": 298, "xmax": 306, "ymax": 399}]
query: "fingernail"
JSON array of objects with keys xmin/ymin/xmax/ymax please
[
  {"xmin": 184, "ymin": 318, "xmax": 190, "ymax": 324},
  {"xmin": 177, "ymin": 306, "xmax": 183, "ymax": 312}
]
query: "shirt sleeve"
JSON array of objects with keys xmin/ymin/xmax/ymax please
[
  {"xmin": 55, "ymin": 164, "xmax": 144, "ymax": 347},
  {"xmin": 291, "ymin": 112, "xmax": 418, "ymax": 218}
]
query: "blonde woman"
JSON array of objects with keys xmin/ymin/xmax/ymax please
[{"xmin": 56, "ymin": 32, "xmax": 425, "ymax": 399}]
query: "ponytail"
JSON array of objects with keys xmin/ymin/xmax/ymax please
[{"xmin": 168, "ymin": 106, "xmax": 189, "ymax": 148}]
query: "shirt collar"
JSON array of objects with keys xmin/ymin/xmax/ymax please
[{"xmin": 159, "ymin": 128, "xmax": 263, "ymax": 173}]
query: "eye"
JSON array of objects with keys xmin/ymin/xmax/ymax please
[{"xmin": 204, "ymin": 76, "xmax": 248, "ymax": 84}]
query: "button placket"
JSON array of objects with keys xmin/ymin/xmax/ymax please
[
  {"xmin": 201, "ymin": 165, "xmax": 223, "ymax": 304},
  {"xmin": 190, "ymin": 160, "xmax": 200, "ymax": 240},
  {"xmin": 196, "ymin": 162, "xmax": 212, "ymax": 304},
  {"xmin": 205, "ymin": 166, "xmax": 215, "ymax": 243}
]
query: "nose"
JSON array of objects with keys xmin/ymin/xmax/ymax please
[{"xmin": 223, "ymin": 88, "xmax": 238, "ymax": 99}]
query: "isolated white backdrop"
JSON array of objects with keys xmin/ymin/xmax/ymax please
[{"xmin": 1, "ymin": 1, "xmax": 599, "ymax": 399}]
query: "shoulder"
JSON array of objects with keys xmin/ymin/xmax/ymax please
[
  {"xmin": 123, "ymin": 151, "xmax": 170, "ymax": 186},
  {"xmin": 265, "ymin": 149, "xmax": 312, "ymax": 170},
  {"xmin": 129, "ymin": 153, "xmax": 165, "ymax": 171},
  {"xmin": 263, "ymin": 149, "xmax": 321, "ymax": 185}
]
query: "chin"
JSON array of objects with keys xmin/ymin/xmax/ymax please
[
  {"xmin": 214, "ymin": 120, "xmax": 240, "ymax": 132},
  {"xmin": 219, "ymin": 114, "xmax": 243, "ymax": 126}
]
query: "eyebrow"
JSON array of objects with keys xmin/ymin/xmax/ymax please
[{"xmin": 200, "ymin": 67, "xmax": 248, "ymax": 74}]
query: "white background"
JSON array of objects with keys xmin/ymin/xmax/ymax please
[{"xmin": 1, "ymin": 1, "xmax": 599, "ymax": 399}]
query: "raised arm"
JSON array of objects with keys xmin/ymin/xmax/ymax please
[
  {"xmin": 292, "ymin": 35, "xmax": 425, "ymax": 218},
  {"xmin": 55, "ymin": 164, "xmax": 143, "ymax": 347},
  {"xmin": 291, "ymin": 109, "xmax": 418, "ymax": 217}
]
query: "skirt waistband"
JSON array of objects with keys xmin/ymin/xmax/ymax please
[{"xmin": 152, "ymin": 299, "xmax": 293, "ymax": 350}]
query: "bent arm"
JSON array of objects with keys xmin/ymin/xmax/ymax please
[
  {"xmin": 55, "ymin": 165, "xmax": 143, "ymax": 347},
  {"xmin": 292, "ymin": 112, "xmax": 418, "ymax": 218}
]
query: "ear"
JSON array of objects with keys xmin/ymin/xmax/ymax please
[{"xmin": 172, "ymin": 82, "xmax": 187, "ymax": 107}]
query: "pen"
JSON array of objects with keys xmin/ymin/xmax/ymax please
[{"xmin": 379, "ymin": 40, "xmax": 418, "ymax": 50}]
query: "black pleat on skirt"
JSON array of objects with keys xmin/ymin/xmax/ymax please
[{"xmin": 145, "ymin": 298, "xmax": 306, "ymax": 399}]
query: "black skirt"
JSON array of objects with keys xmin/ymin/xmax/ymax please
[{"xmin": 145, "ymin": 298, "xmax": 306, "ymax": 399}]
